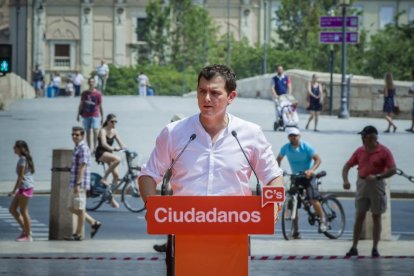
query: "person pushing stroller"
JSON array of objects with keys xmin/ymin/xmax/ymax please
[{"xmin": 271, "ymin": 65, "xmax": 293, "ymax": 130}]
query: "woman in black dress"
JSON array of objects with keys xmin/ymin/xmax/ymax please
[
  {"xmin": 95, "ymin": 114, "xmax": 126, "ymax": 208},
  {"xmin": 305, "ymin": 74, "xmax": 324, "ymax": 131},
  {"xmin": 381, "ymin": 72, "xmax": 397, "ymax": 133}
]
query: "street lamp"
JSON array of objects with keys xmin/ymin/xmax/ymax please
[{"xmin": 338, "ymin": 0, "xmax": 350, "ymax": 119}]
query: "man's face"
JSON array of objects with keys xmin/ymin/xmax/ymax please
[
  {"xmin": 288, "ymin": 134, "xmax": 300, "ymax": 146},
  {"xmin": 88, "ymin": 79, "xmax": 96, "ymax": 89},
  {"xmin": 277, "ymin": 66, "xmax": 283, "ymax": 75},
  {"xmin": 197, "ymin": 76, "xmax": 236, "ymax": 119},
  {"xmin": 362, "ymin": 133, "xmax": 377, "ymax": 147},
  {"xmin": 72, "ymin": 130, "xmax": 83, "ymax": 145}
]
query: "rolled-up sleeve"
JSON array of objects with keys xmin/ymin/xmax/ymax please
[
  {"xmin": 139, "ymin": 126, "xmax": 172, "ymax": 184},
  {"xmin": 252, "ymin": 127, "xmax": 283, "ymax": 185}
]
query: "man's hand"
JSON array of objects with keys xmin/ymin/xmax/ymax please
[
  {"xmin": 76, "ymin": 115, "xmax": 80, "ymax": 122},
  {"xmin": 304, "ymin": 170, "xmax": 314, "ymax": 179},
  {"xmin": 343, "ymin": 180, "xmax": 351, "ymax": 190},
  {"xmin": 73, "ymin": 185, "xmax": 80, "ymax": 195}
]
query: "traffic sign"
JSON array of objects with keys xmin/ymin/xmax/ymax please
[
  {"xmin": 319, "ymin": 32, "xmax": 359, "ymax": 44},
  {"xmin": 320, "ymin": 16, "xmax": 359, "ymax": 28}
]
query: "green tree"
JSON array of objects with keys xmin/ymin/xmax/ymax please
[{"xmin": 143, "ymin": 0, "xmax": 171, "ymax": 65}]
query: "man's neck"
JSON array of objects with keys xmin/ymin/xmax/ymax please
[
  {"xmin": 365, "ymin": 142, "xmax": 378, "ymax": 152},
  {"xmin": 200, "ymin": 114, "xmax": 228, "ymax": 140}
]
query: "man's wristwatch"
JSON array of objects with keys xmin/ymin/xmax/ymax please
[{"xmin": 375, "ymin": 174, "xmax": 382, "ymax": 180}]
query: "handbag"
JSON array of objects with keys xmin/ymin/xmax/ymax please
[{"xmin": 393, "ymin": 97, "xmax": 400, "ymax": 115}]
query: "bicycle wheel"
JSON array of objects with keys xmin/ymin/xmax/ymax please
[
  {"xmin": 122, "ymin": 179, "xmax": 145, "ymax": 213},
  {"xmin": 322, "ymin": 196, "xmax": 345, "ymax": 239},
  {"xmin": 281, "ymin": 195, "xmax": 298, "ymax": 240},
  {"xmin": 86, "ymin": 173, "xmax": 105, "ymax": 211}
]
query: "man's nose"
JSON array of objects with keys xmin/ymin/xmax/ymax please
[{"xmin": 204, "ymin": 92, "xmax": 211, "ymax": 102}]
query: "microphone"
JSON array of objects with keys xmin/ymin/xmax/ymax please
[
  {"xmin": 231, "ymin": 130, "xmax": 261, "ymax": 196},
  {"xmin": 161, "ymin": 133, "xmax": 196, "ymax": 196}
]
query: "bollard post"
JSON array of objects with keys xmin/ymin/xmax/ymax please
[
  {"xmin": 49, "ymin": 149, "xmax": 84, "ymax": 240},
  {"xmin": 360, "ymin": 180, "xmax": 391, "ymax": 241}
]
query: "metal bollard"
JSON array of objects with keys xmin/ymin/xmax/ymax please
[
  {"xmin": 49, "ymin": 149, "xmax": 84, "ymax": 240},
  {"xmin": 360, "ymin": 180, "xmax": 392, "ymax": 241}
]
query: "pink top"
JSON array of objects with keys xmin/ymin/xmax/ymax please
[{"xmin": 347, "ymin": 143, "xmax": 396, "ymax": 178}]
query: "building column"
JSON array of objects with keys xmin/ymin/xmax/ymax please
[
  {"xmin": 33, "ymin": 0, "xmax": 46, "ymax": 70},
  {"xmin": 80, "ymin": 2, "xmax": 93, "ymax": 76},
  {"xmin": 113, "ymin": 1, "xmax": 126, "ymax": 67}
]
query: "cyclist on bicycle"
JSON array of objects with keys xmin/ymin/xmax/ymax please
[
  {"xmin": 95, "ymin": 113, "xmax": 126, "ymax": 208},
  {"xmin": 276, "ymin": 127, "xmax": 326, "ymax": 238}
]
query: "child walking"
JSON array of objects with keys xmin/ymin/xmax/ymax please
[{"xmin": 9, "ymin": 140, "xmax": 35, "ymax": 242}]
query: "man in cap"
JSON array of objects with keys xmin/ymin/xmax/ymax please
[
  {"xmin": 343, "ymin": 125, "xmax": 396, "ymax": 257},
  {"xmin": 276, "ymin": 127, "xmax": 326, "ymax": 238}
]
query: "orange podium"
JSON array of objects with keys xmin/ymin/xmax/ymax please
[{"xmin": 146, "ymin": 196, "xmax": 277, "ymax": 276}]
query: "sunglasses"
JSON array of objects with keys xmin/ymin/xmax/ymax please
[
  {"xmin": 110, "ymin": 120, "xmax": 118, "ymax": 124},
  {"xmin": 72, "ymin": 133, "xmax": 81, "ymax": 137}
]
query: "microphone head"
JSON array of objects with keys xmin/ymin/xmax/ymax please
[
  {"xmin": 231, "ymin": 130, "xmax": 237, "ymax": 137},
  {"xmin": 190, "ymin": 134, "xmax": 196, "ymax": 141}
]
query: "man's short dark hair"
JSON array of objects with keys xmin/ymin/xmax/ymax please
[
  {"xmin": 358, "ymin": 125, "xmax": 378, "ymax": 136},
  {"xmin": 72, "ymin": 126, "xmax": 85, "ymax": 136},
  {"xmin": 197, "ymin": 64, "xmax": 237, "ymax": 94}
]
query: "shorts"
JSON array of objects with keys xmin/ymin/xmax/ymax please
[
  {"xmin": 33, "ymin": 81, "xmax": 42, "ymax": 90},
  {"xmin": 293, "ymin": 176, "xmax": 320, "ymax": 200},
  {"xmin": 83, "ymin": 117, "xmax": 101, "ymax": 130},
  {"xmin": 17, "ymin": 187, "xmax": 34, "ymax": 198},
  {"xmin": 355, "ymin": 178, "xmax": 387, "ymax": 214},
  {"xmin": 68, "ymin": 189, "xmax": 86, "ymax": 210}
]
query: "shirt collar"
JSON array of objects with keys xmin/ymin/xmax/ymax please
[
  {"xmin": 75, "ymin": 140, "xmax": 86, "ymax": 150},
  {"xmin": 275, "ymin": 74, "xmax": 286, "ymax": 80}
]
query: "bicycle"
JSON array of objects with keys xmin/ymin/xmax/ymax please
[
  {"xmin": 86, "ymin": 149, "xmax": 145, "ymax": 213},
  {"xmin": 281, "ymin": 171, "xmax": 345, "ymax": 240}
]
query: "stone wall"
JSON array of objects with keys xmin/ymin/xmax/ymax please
[
  {"xmin": 236, "ymin": 70, "xmax": 413, "ymax": 119},
  {"xmin": 0, "ymin": 73, "xmax": 35, "ymax": 110}
]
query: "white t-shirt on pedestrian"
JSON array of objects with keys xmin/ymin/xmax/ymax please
[
  {"xmin": 73, "ymin": 73, "xmax": 84, "ymax": 86},
  {"xmin": 97, "ymin": 63, "xmax": 109, "ymax": 77},
  {"xmin": 137, "ymin": 74, "xmax": 149, "ymax": 86}
]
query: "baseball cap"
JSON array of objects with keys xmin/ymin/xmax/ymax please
[
  {"xmin": 358, "ymin": 125, "xmax": 378, "ymax": 136},
  {"xmin": 287, "ymin": 127, "xmax": 300, "ymax": 136}
]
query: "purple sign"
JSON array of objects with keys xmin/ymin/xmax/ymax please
[
  {"xmin": 320, "ymin": 16, "xmax": 359, "ymax": 28},
  {"xmin": 319, "ymin": 32, "xmax": 359, "ymax": 44}
]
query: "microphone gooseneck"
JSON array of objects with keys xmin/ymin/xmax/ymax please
[
  {"xmin": 161, "ymin": 133, "xmax": 197, "ymax": 196},
  {"xmin": 231, "ymin": 130, "xmax": 261, "ymax": 196}
]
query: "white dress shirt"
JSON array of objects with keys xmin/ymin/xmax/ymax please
[{"xmin": 140, "ymin": 113, "xmax": 282, "ymax": 196}]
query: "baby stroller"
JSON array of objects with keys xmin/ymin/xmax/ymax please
[{"xmin": 273, "ymin": 95, "xmax": 299, "ymax": 131}]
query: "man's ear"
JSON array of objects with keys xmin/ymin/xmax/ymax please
[{"xmin": 227, "ymin": 90, "xmax": 237, "ymax": 105}]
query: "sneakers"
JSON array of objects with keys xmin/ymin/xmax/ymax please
[
  {"xmin": 64, "ymin": 234, "xmax": 82, "ymax": 241},
  {"xmin": 292, "ymin": 232, "xmax": 302, "ymax": 239},
  {"xmin": 16, "ymin": 235, "xmax": 33, "ymax": 242},
  {"xmin": 16, "ymin": 232, "xmax": 25, "ymax": 240},
  {"xmin": 91, "ymin": 221, "xmax": 102, "ymax": 239},
  {"xmin": 345, "ymin": 247, "xmax": 358, "ymax": 257},
  {"xmin": 371, "ymin": 248, "xmax": 380, "ymax": 258},
  {"xmin": 153, "ymin": 243, "xmax": 167, "ymax": 253},
  {"xmin": 319, "ymin": 222, "xmax": 327, "ymax": 233}
]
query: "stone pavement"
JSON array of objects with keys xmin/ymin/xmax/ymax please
[
  {"xmin": 0, "ymin": 96, "xmax": 413, "ymax": 196},
  {"xmin": 1, "ymin": 239, "xmax": 413, "ymax": 275}
]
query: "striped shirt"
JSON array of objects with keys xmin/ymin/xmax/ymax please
[{"xmin": 69, "ymin": 141, "xmax": 91, "ymax": 190}]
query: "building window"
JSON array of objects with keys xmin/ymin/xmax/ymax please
[
  {"xmin": 379, "ymin": 6, "xmax": 394, "ymax": 29},
  {"xmin": 136, "ymin": 18, "xmax": 147, "ymax": 42},
  {"xmin": 54, "ymin": 44, "xmax": 70, "ymax": 67},
  {"xmin": 410, "ymin": 7, "xmax": 414, "ymax": 23}
]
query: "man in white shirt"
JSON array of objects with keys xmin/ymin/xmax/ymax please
[
  {"xmin": 137, "ymin": 72, "xmax": 149, "ymax": 96},
  {"xmin": 73, "ymin": 71, "xmax": 84, "ymax": 97},
  {"xmin": 138, "ymin": 64, "xmax": 284, "ymax": 275},
  {"xmin": 96, "ymin": 60, "xmax": 109, "ymax": 92}
]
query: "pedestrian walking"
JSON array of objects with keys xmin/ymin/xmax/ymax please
[
  {"xmin": 66, "ymin": 126, "xmax": 102, "ymax": 241},
  {"xmin": 271, "ymin": 65, "xmax": 292, "ymax": 125},
  {"xmin": 8, "ymin": 140, "xmax": 35, "ymax": 242},
  {"xmin": 139, "ymin": 64, "xmax": 284, "ymax": 275},
  {"xmin": 32, "ymin": 64, "xmax": 44, "ymax": 98},
  {"xmin": 52, "ymin": 72, "xmax": 61, "ymax": 97},
  {"xmin": 77, "ymin": 77, "xmax": 104, "ymax": 151},
  {"xmin": 305, "ymin": 74, "xmax": 323, "ymax": 131},
  {"xmin": 276, "ymin": 127, "xmax": 326, "ymax": 238},
  {"xmin": 137, "ymin": 71, "xmax": 149, "ymax": 96},
  {"xmin": 406, "ymin": 69, "xmax": 414, "ymax": 133},
  {"xmin": 96, "ymin": 60, "xmax": 109, "ymax": 92},
  {"xmin": 342, "ymin": 125, "xmax": 396, "ymax": 257},
  {"xmin": 95, "ymin": 114, "xmax": 127, "ymax": 209},
  {"xmin": 73, "ymin": 70, "xmax": 84, "ymax": 97},
  {"xmin": 379, "ymin": 72, "xmax": 398, "ymax": 133}
]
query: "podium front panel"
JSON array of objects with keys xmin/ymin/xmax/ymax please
[{"xmin": 146, "ymin": 196, "xmax": 274, "ymax": 235}]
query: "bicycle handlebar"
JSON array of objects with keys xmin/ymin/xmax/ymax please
[{"xmin": 283, "ymin": 170, "xmax": 327, "ymax": 179}]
